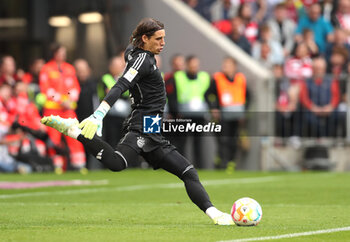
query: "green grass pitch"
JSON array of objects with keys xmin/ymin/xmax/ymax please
[{"xmin": 0, "ymin": 170, "xmax": 350, "ymax": 242}]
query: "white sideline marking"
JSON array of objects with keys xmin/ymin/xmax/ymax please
[
  {"xmin": 0, "ymin": 202, "xmax": 181, "ymax": 206},
  {"xmin": 217, "ymin": 226, "xmax": 350, "ymax": 242},
  {"xmin": 0, "ymin": 176, "xmax": 278, "ymax": 199}
]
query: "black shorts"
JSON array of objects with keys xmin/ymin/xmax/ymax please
[{"xmin": 118, "ymin": 130, "xmax": 176, "ymax": 169}]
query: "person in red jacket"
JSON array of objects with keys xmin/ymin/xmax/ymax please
[
  {"xmin": 39, "ymin": 44, "xmax": 86, "ymax": 173},
  {"xmin": 299, "ymin": 57, "xmax": 340, "ymax": 137}
]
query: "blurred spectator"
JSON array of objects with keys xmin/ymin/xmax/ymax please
[
  {"xmin": 9, "ymin": 82, "xmax": 54, "ymax": 172},
  {"xmin": 211, "ymin": 0, "xmax": 237, "ymax": 34},
  {"xmin": 335, "ymin": 61, "xmax": 350, "ymax": 137},
  {"xmin": 284, "ymin": 0, "xmax": 299, "ymax": 23},
  {"xmin": 330, "ymin": 46, "xmax": 349, "ymax": 137},
  {"xmin": 165, "ymin": 54, "xmax": 185, "ymax": 118},
  {"xmin": 168, "ymin": 55, "xmax": 210, "ymax": 168},
  {"xmin": 98, "ymin": 56, "xmax": 130, "ymax": 149},
  {"xmin": 205, "ymin": 57, "xmax": 246, "ymax": 169},
  {"xmin": 340, "ymin": 60, "xmax": 350, "ymax": 103},
  {"xmin": 332, "ymin": 0, "xmax": 350, "ymax": 44},
  {"xmin": 297, "ymin": 0, "xmax": 319, "ymax": 20},
  {"xmin": 336, "ymin": 49, "xmax": 350, "ymax": 97},
  {"xmin": 74, "ymin": 58, "xmax": 100, "ymax": 170},
  {"xmin": 164, "ymin": 54, "xmax": 186, "ymax": 150},
  {"xmin": 13, "ymin": 82, "xmax": 44, "ymax": 132},
  {"xmin": 295, "ymin": 3, "xmax": 334, "ymax": 54},
  {"xmin": 267, "ymin": 3, "xmax": 296, "ymax": 57},
  {"xmin": 21, "ymin": 58, "xmax": 45, "ymax": 107},
  {"xmin": 302, "ymin": 29, "xmax": 319, "ymax": 57},
  {"xmin": 325, "ymin": 28, "xmax": 350, "ymax": 63},
  {"xmin": 264, "ymin": 0, "xmax": 285, "ymax": 21},
  {"xmin": 0, "ymin": 84, "xmax": 15, "ymax": 127},
  {"xmin": 300, "ymin": 57, "xmax": 340, "ymax": 137},
  {"xmin": 213, "ymin": 19, "xmax": 232, "ymax": 35},
  {"xmin": 252, "ymin": 24, "xmax": 284, "ymax": 65},
  {"xmin": 0, "ymin": 121, "xmax": 31, "ymax": 174},
  {"xmin": 321, "ymin": 0, "xmax": 335, "ymax": 22},
  {"xmin": 0, "ymin": 83, "xmax": 46, "ymax": 174},
  {"xmin": 184, "ymin": 0, "xmax": 215, "ymax": 21},
  {"xmin": 228, "ymin": 17, "xmax": 251, "ymax": 54},
  {"xmin": 164, "ymin": 54, "xmax": 185, "ymax": 82},
  {"xmin": 22, "ymin": 58, "xmax": 45, "ymax": 85},
  {"xmin": 328, "ymin": 46, "xmax": 349, "ymax": 78},
  {"xmin": 256, "ymin": 42, "xmax": 274, "ymax": 69},
  {"xmin": 240, "ymin": 0, "xmax": 267, "ymax": 23},
  {"xmin": 74, "ymin": 59, "xmax": 98, "ymax": 122},
  {"xmin": 274, "ymin": 64, "xmax": 301, "ymax": 137},
  {"xmin": 211, "ymin": 0, "xmax": 236, "ymax": 22},
  {"xmin": 237, "ymin": 2, "xmax": 260, "ymax": 44},
  {"xmin": 284, "ymin": 42, "xmax": 313, "ymax": 81},
  {"xmin": 0, "ymin": 56, "xmax": 21, "ymax": 87},
  {"xmin": 39, "ymin": 43, "xmax": 86, "ymax": 172}
]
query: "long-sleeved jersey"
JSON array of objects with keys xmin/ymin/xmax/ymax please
[{"xmin": 104, "ymin": 44, "xmax": 166, "ymax": 132}]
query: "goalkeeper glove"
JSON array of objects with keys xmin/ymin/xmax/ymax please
[{"xmin": 79, "ymin": 101, "xmax": 110, "ymax": 139}]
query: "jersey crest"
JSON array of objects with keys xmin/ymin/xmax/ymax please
[
  {"xmin": 137, "ymin": 136, "xmax": 146, "ymax": 148},
  {"xmin": 123, "ymin": 67, "xmax": 138, "ymax": 82}
]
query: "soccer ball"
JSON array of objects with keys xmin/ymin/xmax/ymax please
[{"xmin": 231, "ymin": 197, "xmax": 262, "ymax": 226}]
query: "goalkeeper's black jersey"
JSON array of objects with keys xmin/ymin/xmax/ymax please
[{"xmin": 104, "ymin": 44, "xmax": 166, "ymax": 132}]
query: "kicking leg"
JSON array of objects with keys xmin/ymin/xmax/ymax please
[
  {"xmin": 159, "ymin": 150, "xmax": 234, "ymax": 225},
  {"xmin": 41, "ymin": 115, "xmax": 130, "ymax": 172},
  {"xmin": 77, "ymin": 136, "xmax": 131, "ymax": 172}
]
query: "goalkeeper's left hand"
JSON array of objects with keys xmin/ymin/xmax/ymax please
[{"xmin": 78, "ymin": 114, "xmax": 103, "ymax": 140}]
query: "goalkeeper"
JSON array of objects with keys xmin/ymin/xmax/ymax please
[{"xmin": 41, "ymin": 18, "xmax": 233, "ymax": 225}]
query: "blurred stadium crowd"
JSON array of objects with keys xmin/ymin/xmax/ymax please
[
  {"xmin": 186, "ymin": 0, "xmax": 350, "ymax": 138},
  {"xmin": 0, "ymin": 0, "xmax": 349, "ymax": 173}
]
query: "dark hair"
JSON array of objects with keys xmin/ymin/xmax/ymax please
[
  {"xmin": 302, "ymin": 28, "xmax": 313, "ymax": 35},
  {"xmin": 237, "ymin": 2, "xmax": 250, "ymax": 19},
  {"xmin": 186, "ymin": 55, "xmax": 198, "ymax": 64},
  {"xmin": 170, "ymin": 53, "xmax": 183, "ymax": 64},
  {"xmin": 332, "ymin": 46, "xmax": 349, "ymax": 61},
  {"xmin": 274, "ymin": 3, "xmax": 286, "ymax": 10},
  {"xmin": 259, "ymin": 24, "xmax": 270, "ymax": 33},
  {"xmin": 49, "ymin": 43, "xmax": 64, "ymax": 59},
  {"xmin": 130, "ymin": 18, "xmax": 164, "ymax": 48}
]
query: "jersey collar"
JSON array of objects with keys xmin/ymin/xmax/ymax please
[{"xmin": 136, "ymin": 47, "xmax": 154, "ymax": 57}]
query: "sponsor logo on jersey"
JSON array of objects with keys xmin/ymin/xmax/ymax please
[{"xmin": 143, "ymin": 114, "xmax": 161, "ymax": 133}]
